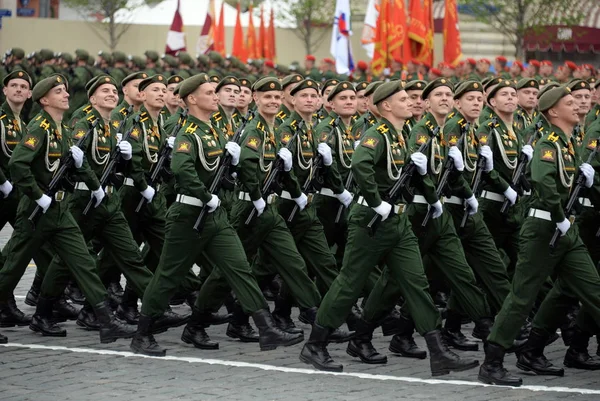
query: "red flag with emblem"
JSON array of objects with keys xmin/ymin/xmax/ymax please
[
  {"xmin": 232, "ymin": 2, "xmax": 247, "ymax": 62},
  {"xmin": 419, "ymin": 0, "xmax": 434, "ymax": 66},
  {"xmin": 165, "ymin": 0, "xmax": 186, "ymax": 56},
  {"xmin": 246, "ymin": 4, "xmax": 258, "ymax": 59},
  {"xmin": 389, "ymin": 0, "xmax": 409, "ymax": 64},
  {"xmin": 259, "ymin": 5, "xmax": 267, "ymax": 59},
  {"xmin": 268, "ymin": 8, "xmax": 276, "ymax": 62},
  {"xmin": 197, "ymin": 0, "xmax": 216, "ymax": 54},
  {"xmin": 214, "ymin": 1, "xmax": 226, "ymax": 55},
  {"xmin": 408, "ymin": 0, "xmax": 426, "ymax": 60},
  {"xmin": 443, "ymin": 0, "xmax": 462, "ymax": 66},
  {"xmin": 371, "ymin": 0, "xmax": 391, "ymax": 76}
]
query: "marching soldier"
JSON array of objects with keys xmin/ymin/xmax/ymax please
[
  {"xmin": 351, "ymin": 81, "xmax": 383, "ymax": 143},
  {"xmin": 354, "ymin": 81, "xmax": 369, "ymax": 122},
  {"xmin": 402, "ymin": 80, "xmax": 427, "ymax": 140},
  {"xmin": 514, "ymin": 78, "xmax": 539, "ymax": 130},
  {"xmin": 236, "ymin": 78, "xmax": 254, "ymax": 116},
  {"xmin": 163, "ymin": 75, "xmax": 183, "ymax": 118},
  {"xmin": 584, "ymin": 80, "xmax": 600, "ymax": 129},
  {"xmin": 110, "ymin": 72, "xmax": 148, "ymax": 124},
  {"xmin": 276, "ymin": 74, "xmax": 303, "ymax": 128}
]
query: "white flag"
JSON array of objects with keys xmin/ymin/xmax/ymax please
[
  {"xmin": 330, "ymin": 0, "xmax": 354, "ymax": 75},
  {"xmin": 361, "ymin": 0, "xmax": 379, "ymax": 59}
]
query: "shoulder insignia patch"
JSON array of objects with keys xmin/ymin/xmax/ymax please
[
  {"xmin": 547, "ymin": 132, "xmax": 559, "ymax": 142},
  {"xmin": 39, "ymin": 119, "xmax": 50, "ymax": 130},
  {"xmin": 587, "ymin": 138, "xmax": 598, "ymax": 150},
  {"xmin": 416, "ymin": 134, "xmax": 428, "ymax": 145},
  {"xmin": 281, "ymin": 133, "xmax": 292, "ymax": 145},
  {"xmin": 479, "ymin": 135, "xmax": 488, "ymax": 145},
  {"xmin": 120, "ymin": 107, "xmax": 128, "ymax": 116},
  {"xmin": 112, "ymin": 120, "xmax": 120, "ymax": 128},
  {"xmin": 448, "ymin": 135, "xmax": 458, "ymax": 145},
  {"xmin": 329, "ymin": 118, "xmax": 336, "ymax": 125},
  {"xmin": 74, "ymin": 130, "xmax": 86, "ymax": 139},
  {"xmin": 256, "ymin": 122, "xmax": 265, "ymax": 132},
  {"xmin": 376, "ymin": 124, "xmax": 389, "ymax": 134},
  {"xmin": 361, "ymin": 137, "xmax": 379, "ymax": 149},
  {"xmin": 185, "ymin": 123, "xmax": 197, "ymax": 134},
  {"xmin": 176, "ymin": 141, "xmax": 191, "ymax": 153},
  {"xmin": 23, "ymin": 135, "xmax": 39, "ymax": 150},
  {"xmin": 246, "ymin": 137, "xmax": 261, "ymax": 150},
  {"xmin": 130, "ymin": 127, "xmax": 140, "ymax": 139},
  {"xmin": 541, "ymin": 148, "xmax": 555, "ymax": 162}
]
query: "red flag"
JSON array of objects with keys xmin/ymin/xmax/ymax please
[
  {"xmin": 371, "ymin": 0, "xmax": 390, "ymax": 76},
  {"xmin": 214, "ymin": 1, "xmax": 226, "ymax": 55},
  {"xmin": 389, "ymin": 0, "xmax": 408, "ymax": 64},
  {"xmin": 259, "ymin": 5, "xmax": 267, "ymax": 59},
  {"xmin": 268, "ymin": 8, "xmax": 276, "ymax": 62},
  {"xmin": 165, "ymin": 0, "xmax": 186, "ymax": 56},
  {"xmin": 443, "ymin": 0, "xmax": 462, "ymax": 66},
  {"xmin": 232, "ymin": 3, "xmax": 247, "ymax": 62},
  {"xmin": 197, "ymin": 0, "xmax": 215, "ymax": 54},
  {"xmin": 419, "ymin": 0, "xmax": 434, "ymax": 66},
  {"xmin": 246, "ymin": 4, "xmax": 258, "ymax": 59},
  {"xmin": 408, "ymin": 0, "xmax": 426, "ymax": 60}
]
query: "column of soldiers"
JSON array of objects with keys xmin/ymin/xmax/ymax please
[{"xmin": 1, "ymin": 46, "xmax": 600, "ymax": 388}]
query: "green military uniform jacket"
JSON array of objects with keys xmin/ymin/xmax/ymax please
[
  {"xmin": 514, "ymin": 105, "xmax": 538, "ymax": 132},
  {"xmin": 211, "ymin": 105, "xmax": 241, "ymax": 141},
  {"xmin": 110, "ymin": 100, "xmax": 134, "ymax": 125},
  {"xmin": 443, "ymin": 110, "xmax": 480, "ymax": 193},
  {"xmin": 402, "ymin": 117, "xmax": 419, "ymax": 141},
  {"xmin": 579, "ymin": 120, "xmax": 600, "ymax": 209},
  {"xmin": 69, "ymin": 103, "xmax": 94, "ymax": 127},
  {"xmin": 478, "ymin": 105, "xmax": 495, "ymax": 125},
  {"xmin": 68, "ymin": 65, "xmax": 96, "ymax": 116},
  {"xmin": 275, "ymin": 104, "xmax": 291, "ymax": 128},
  {"xmin": 0, "ymin": 102, "xmax": 26, "ymax": 184},
  {"xmin": 314, "ymin": 111, "xmax": 353, "ymax": 192},
  {"xmin": 521, "ymin": 113, "xmax": 549, "ymax": 145},
  {"xmin": 313, "ymin": 107, "xmax": 329, "ymax": 126},
  {"xmin": 351, "ymin": 111, "xmax": 379, "ymax": 143},
  {"xmin": 584, "ymin": 104, "xmax": 600, "ymax": 129}
]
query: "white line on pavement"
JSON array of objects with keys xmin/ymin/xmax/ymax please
[{"xmin": 2, "ymin": 342, "xmax": 599, "ymax": 395}]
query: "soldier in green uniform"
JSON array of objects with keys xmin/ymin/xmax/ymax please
[
  {"xmin": 111, "ymin": 72, "xmax": 148, "ymax": 124},
  {"xmin": 236, "ymin": 78, "xmax": 254, "ymax": 116},
  {"xmin": 570, "ymin": 80, "xmax": 593, "ymax": 154},
  {"xmin": 300, "ymin": 81, "xmax": 479, "ymax": 375},
  {"xmin": 304, "ymin": 55, "xmax": 321, "ymax": 81},
  {"xmin": 276, "ymin": 74, "xmax": 303, "ymax": 128},
  {"xmin": 313, "ymin": 79, "xmax": 338, "ymax": 125},
  {"xmin": 0, "ymin": 76, "xmax": 135, "ymax": 344},
  {"xmin": 354, "ymin": 81, "xmax": 369, "ymax": 123},
  {"xmin": 164, "ymin": 75, "xmax": 183, "ymax": 119},
  {"xmin": 584, "ymin": 81, "xmax": 600, "ymax": 129},
  {"xmin": 38, "ymin": 49, "xmax": 57, "ymax": 81},
  {"xmin": 402, "ymin": 80, "xmax": 426, "ymax": 140},
  {"xmin": 129, "ymin": 74, "xmax": 303, "ymax": 356},
  {"xmin": 351, "ymin": 81, "xmax": 383, "ymax": 142},
  {"xmin": 514, "ymin": 78, "xmax": 539, "ymax": 130},
  {"xmin": 144, "ymin": 51, "xmax": 161, "ymax": 75},
  {"xmin": 478, "ymin": 77, "xmax": 501, "ymax": 124},
  {"xmin": 68, "ymin": 76, "xmax": 103, "ymax": 126},
  {"xmin": 67, "ymin": 49, "xmax": 96, "ymax": 119},
  {"xmin": 109, "ymin": 51, "xmax": 130, "ymax": 90},
  {"xmin": 478, "ymin": 86, "xmax": 600, "ymax": 387}
]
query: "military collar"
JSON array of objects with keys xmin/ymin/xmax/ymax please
[
  {"xmin": 255, "ymin": 113, "xmax": 275, "ymax": 134},
  {"xmin": 421, "ymin": 112, "xmax": 439, "ymax": 135},
  {"xmin": 185, "ymin": 114, "xmax": 211, "ymax": 130},
  {"xmin": 0, "ymin": 101, "xmax": 16, "ymax": 120},
  {"xmin": 288, "ymin": 111, "xmax": 309, "ymax": 129},
  {"xmin": 546, "ymin": 124, "xmax": 571, "ymax": 148},
  {"xmin": 326, "ymin": 111, "xmax": 347, "ymax": 131},
  {"xmin": 117, "ymin": 100, "xmax": 132, "ymax": 117},
  {"xmin": 277, "ymin": 104, "xmax": 290, "ymax": 120},
  {"xmin": 376, "ymin": 117, "xmax": 399, "ymax": 138}
]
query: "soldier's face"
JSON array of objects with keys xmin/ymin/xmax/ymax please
[
  {"xmin": 356, "ymin": 90, "xmax": 368, "ymax": 114},
  {"xmin": 592, "ymin": 87, "xmax": 599, "ymax": 105},
  {"xmin": 123, "ymin": 79, "xmax": 143, "ymax": 105},
  {"xmin": 237, "ymin": 87, "xmax": 252, "ymax": 109},
  {"xmin": 426, "ymin": 87, "xmax": 453, "ymax": 116},
  {"xmin": 188, "ymin": 83, "xmax": 219, "ymax": 113},
  {"xmin": 284, "ymin": 84, "xmax": 296, "ymax": 106},
  {"xmin": 330, "ymin": 90, "xmax": 357, "ymax": 118},
  {"xmin": 540, "ymin": 64, "xmax": 552, "ymax": 75},
  {"xmin": 550, "ymin": 95, "xmax": 579, "ymax": 126},
  {"xmin": 292, "ymin": 88, "xmax": 319, "ymax": 114},
  {"xmin": 141, "ymin": 83, "xmax": 166, "ymax": 110},
  {"xmin": 490, "ymin": 88, "xmax": 517, "ymax": 114},
  {"xmin": 253, "ymin": 91, "xmax": 282, "ymax": 117},
  {"xmin": 218, "ymin": 84, "xmax": 240, "ymax": 108},
  {"xmin": 387, "ymin": 90, "xmax": 413, "ymax": 120},
  {"xmin": 42, "ymin": 84, "xmax": 69, "ymax": 111},
  {"xmin": 407, "ymin": 90, "xmax": 424, "ymax": 118},
  {"xmin": 510, "ymin": 64, "xmax": 522, "ymax": 76},
  {"xmin": 572, "ymin": 89, "xmax": 592, "ymax": 116},
  {"xmin": 166, "ymin": 83, "xmax": 180, "ymax": 109},
  {"xmin": 322, "ymin": 87, "xmax": 333, "ymax": 108},
  {"xmin": 517, "ymin": 88, "xmax": 539, "ymax": 110},
  {"xmin": 456, "ymin": 91, "xmax": 483, "ymax": 121},
  {"xmin": 90, "ymin": 83, "xmax": 118, "ymax": 111},
  {"xmin": 3, "ymin": 78, "xmax": 31, "ymax": 105}
]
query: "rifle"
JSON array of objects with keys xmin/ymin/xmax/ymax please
[
  {"xmin": 287, "ymin": 117, "xmax": 340, "ymax": 222},
  {"xmin": 134, "ymin": 108, "xmax": 188, "ymax": 213},
  {"xmin": 82, "ymin": 112, "xmax": 140, "ymax": 215},
  {"xmin": 500, "ymin": 119, "xmax": 543, "ymax": 214},
  {"xmin": 550, "ymin": 140, "xmax": 600, "ymax": 249},
  {"xmin": 367, "ymin": 126, "xmax": 439, "ymax": 234},
  {"xmin": 29, "ymin": 119, "xmax": 99, "ymax": 226},
  {"xmin": 244, "ymin": 121, "xmax": 303, "ymax": 225},
  {"xmin": 422, "ymin": 122, "xmax": 469, "ymax": 227},
  {"xmin": 460, "ymin": 117, "xmax": 498, "ymax": 228},
  {"xmin": 193, "ymin": 110, "xmax": 256, "ymax": 232},
  {"xmin": 335, "ymin": 116, "xmax": 369, "ymax": 224}
]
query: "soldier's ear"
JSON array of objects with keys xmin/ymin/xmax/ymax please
[{"xmin": 489, "ymin": 98, "xmax": 496, "ymax": 108}]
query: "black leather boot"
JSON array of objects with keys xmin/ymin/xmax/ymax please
[
  {"xmin": 380, "ymin": 308, "xmax": 406, "ymax": 336},
  {"xmin": 442, "ymin": 310, "xmax": 478, "ymax": 351},
  {"xmin": 151, "ymin": 306, "xmax": 190, "ymax": 334},
  {"xmin": 106, "ymin": 280, "xmax": 124, "ymax": 309},
  {"xmin": 346, "ymin": 304, "xmax": 362, "ymax": 332},
  {"xmin": 0, "ymin": 331, "xmax": 7, "ymax": 344},
  {"xmin": 516, "ymin": 328, "xmax": 564, "ymax": 376},
  {"xmin": 65, "ymin": 281, "xmax": 86, "ymax": 305},
  {"xmin": 478, "ymin": 342, "xmax": 522, "ymax": 386},
  {"xmin": 93, "ymin": 300, "xmax": 137, "ymax": 344},
  {"xmin": 346, "ymin": 318, "xmax": 387, "ymax": 364},
  {"xmin": 52, "ymin": 296, "xmax": 80, "ymax": 322},
  {"xmin": 185, "ymin": 290, "xmax": 199, "ymax": 308},
  {"xmin": 181, "ymin": 308, "xmax": 219, "ymax": 350},
  {"xmin": 25, "ymin": 272, "xmax": 43, "ymax": 307},
  {"xmin": 272, "ymin": 293, "xmax": 303, "ymax": 335},
  {"xmin": 425, "ymin": 329, "xmax": 479, "ymax": 376},
  {"xmin": 0, "ymin": 294, "xmax": 32, "ymax": 327},
  {"xmin": 252, "ymin": 308, "xmax": 304, "ymax": 351},
  {"xmin": 300, "ymin": 307, "xmax": 354, "ymax": 343},
  {"xmin": 226, "ymin": 302, "xmax": 259, "ymax": 342},
  {"xmin": 130, "ymin": 314, "xmax": 166, "ymax": 356},
  {"xmin": 564, "ymin": 327, "xmax": 600, "ymax": 370},
  {"xmin": 388, "ymin": 315, "xmax": 427, "ymax": 359},
  {"xmin": 29, "ymin": 296, "xmax": 66, "ymax": 337},
  {"xmin": 76, "ymin": 303, "xmax": 100, "ymax": 331},
  {"xmin": 472, "ymin": 317, "xmax": 494, "ymax": 341},
  {"xmin": 116, "ymin": 287, "xmax": 140, "ymax": 325},
  {"xmin": 299, "ymin": 323, "xmax": 343, "ymax": 372}
]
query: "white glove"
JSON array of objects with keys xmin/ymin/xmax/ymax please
[
  {"xmin": 354, "ymin": 140, "xmax": 361, "ymax": 150},
  {"xmin": 167, "ymin": 136, "xmax": 175, "ymax": 149},
  {"xmin": 253, "ymin": 197, "xmax": 266, "ymax": 216},
  {"xmin": 448, "ymin": 146, "xmax": 464, "ymax": 171},
  {"xmin": 580, "ymin": 163, "xmax": 595, "ymax": 188},
  {"xmin": 140, "ymin": 186, "xmax": 155, "ymax": 203},
  {"xmin": 207, "ymin": 194, "xmax": 220, "ymax": 213},
  {"xmin": 479, "ymin": 145, "xmax": 494, "ymax": 172},
  {"xmin": 293, "ymin": 193, "xmax": 308, "ymax": 211},
  {"xmin": 336, "ymin": 189, "xmax": 353, "ymax": 207},
  {"xmin": 116, "ymin": 133, "xmax": 122, "ymax": 144},
  {"xmin": 70, "ymin": 146, "xmax": 84, "ymax": 168},
  {"xmin": 429, "ymin": 200, "xmax": 443, "ymax": 219},
  {"xmin": 91, "ymin": 187, "xmax": 105, "ymax": 208},
  {"xmin": 556, "ymin": 218, "xmax": 571, "ymax": 236},
  {"xmin": 521, "ymin": 144, "xmax": 533, "ymax": 162},
  {"xmin": 278, "ymin": 148, "xmax": 293, "ymax": 172},
  {"xmin": 465, "ymin": 195, "xmax": 478, "ymax": 215},
  {"xmin": 317, "ymin": 143, "xmax": 333, "ymax": 166},
  {"xmin": 35, "ymin": 194, "xmax": 52, "ymax": 213},
  {"xmin": 118, "ymin": 141, "xmax": 133, "ymax": 160},
  {"xmin": 503, "ymin": 186, "xmax": 517, "ymax": 205},
  {"xmin": 373, "ymin": 201, "xmax": 392, "ymax": 221},
  {"xmin": 0, "ymin": 181, "xmax": 13, "ymax": 198},
  {"xmin": 410, "ymin": 152, "xmax": 428, "ymax": 175},
  {"xmin": 225, "ymin": 142, "xmax": 241, "ymax": 166}
]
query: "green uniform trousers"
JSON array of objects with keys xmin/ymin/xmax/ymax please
[
  {"xmin": 141, "ymin": 203, "xmax": 267, "ymax": 317},
  {"xmin": 488, "ymin": 217, "xmax": 600, "ymax": 349},
  {"xmin": 39, "ymin": 189, "xmax": 154, "ymax": 299},
  {"xmin": 316, "ymin": 205, "xmax": 441, "ymax": 334},
  {"xmin": 314, "ymin": 194, "xmax": 348, "ymax": 267},
  {"xmin": 0, "ymin": 197, "xmax": 106, "ymax": 305},
  {"xmin": 406, "ymin": 203, "xmax": 491, "ymax": 321}
]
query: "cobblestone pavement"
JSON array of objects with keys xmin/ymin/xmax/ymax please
[{"xmin": 1, "ymin": 226, "xmax": 599, "ymax": 401}]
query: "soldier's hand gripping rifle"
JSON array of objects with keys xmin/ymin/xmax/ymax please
[
  {"xmin": 82, "ymin": 112, "xmax": 140, "ymax": 216},
  {"xmin": 134, "ymin": 108, "xmax": 188, "ymax": 213},
  {"xmin": 500, "ymin": 119, "xmax": 543, "ymax": 214},
  {"xmin": 422, "ymin": 123, "xmax": 469, "ymax": 227},
  {"xmin": 244, "ymin": 121, "xmax": 303, "ymax": 225},
  {"xmin": 550, "ymin": 140, "xmax": 600, "ymax": 249},
  {"xmin": 367, "ymin": 127, "xmax": 439, "ymax": 235},
  {"xmin": 29, "ymin": 119, "xmax": 99, "ymax": 226},
  {"xmin": 193, "ymin": 110, "xmax": 256, "ymax": 232},
  {"xmin": 287, "ymin": 117, "xmax": 340, "ymax": 222},
  {"xmin": 460, "ymin": 117, "xmax": 498, "ymax": 228}
]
